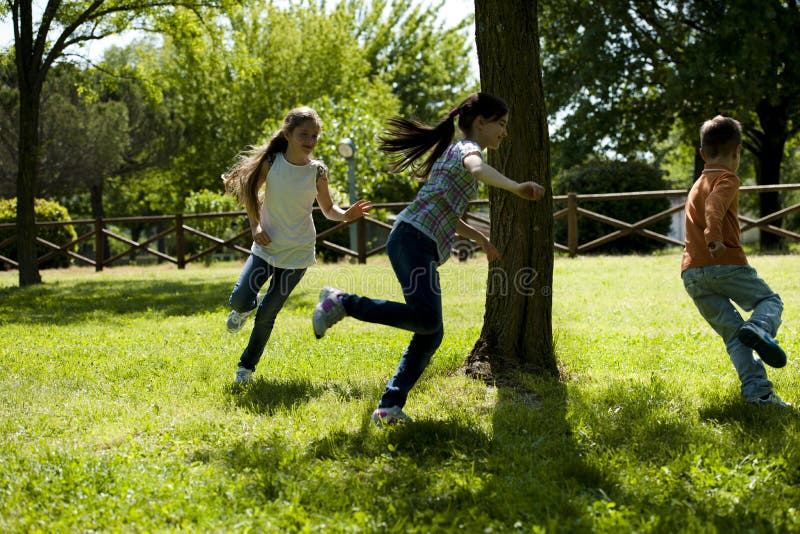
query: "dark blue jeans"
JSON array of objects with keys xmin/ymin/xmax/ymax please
[
  {"xmin": 341, "ymin": 222, "xmax": 444, "ymax": 408},
  {"xmin": 229, "ymin": 253, "xmax": 306, "ymax": 371}
]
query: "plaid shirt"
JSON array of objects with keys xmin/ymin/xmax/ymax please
[{"xmin": 396, "ymin": 139, "xmax": 482, "ymax": 264}]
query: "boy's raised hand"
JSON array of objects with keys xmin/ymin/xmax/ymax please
[
  {"xmin": 516, "ymin": 181, "xmax": 545, "ymax": 201},
  {"xmin": 708, "ymin": 240, "xmax": 726, "ymax": 258},
  {"xmin": 344, "ymin": 199, "xmax": 373, "ymax": 221}
]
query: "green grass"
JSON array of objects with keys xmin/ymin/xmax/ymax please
[{"xmin": 1, "ymin": 254, "xmax": 799, "ymax": 532}]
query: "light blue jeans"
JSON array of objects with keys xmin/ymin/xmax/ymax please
[
  {"xmin": 229, "ymin": 253, "xmax": 306, "ymax": 371},
  {"xmin": 682, "ymin": 264, "xmax": 783, "ymax": 401}
]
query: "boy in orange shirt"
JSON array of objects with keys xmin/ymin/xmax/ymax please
[{"xmin": 681, "ymin": 115, "xmax": 788, "ymax": 407}]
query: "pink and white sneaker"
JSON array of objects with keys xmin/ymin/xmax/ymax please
[
  {"xmin": 312, "ymin": 286, "xmax": 346, "ymax": 339},
  {"xmin": 371, "ymin": 405, "xmax": 412, "ymax": 425}
]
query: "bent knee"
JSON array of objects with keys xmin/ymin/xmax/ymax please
[
  {"xmin": 228, "ymin": 293, "xmax": 252, "ymax": 312},
  {"xmin": 416, "ymin": 318, "xmax": 444, "ymax": 337}
]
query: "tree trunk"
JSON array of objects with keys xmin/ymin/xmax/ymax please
[
  {"xmin": 466, "ymin": 0, "xmax": 556, "ymax": 381},
  {"xmin": 15, "ymin": 61, "xmax": 43, "ymax": 286},
  {"xmin": 753, "ymin": 98, "xmax": 787, "ymax": 251}
]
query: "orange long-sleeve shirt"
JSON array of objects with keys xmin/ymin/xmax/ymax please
[{"xmin": 681, "ymin": 164, "xmax": 748, "ymax": 272}]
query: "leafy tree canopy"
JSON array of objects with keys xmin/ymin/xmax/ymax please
[
  {"xmin": 111, "ymin": 0, "xmax": 475, "ymax": 209},
  {"xmin": 541, "ymin": 0, "xmax": 800, "ymax": 174}
]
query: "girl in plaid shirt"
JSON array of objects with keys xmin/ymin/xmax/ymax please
[{"xmin": 312, "ymin": 93, "xmax": 544, "ymax": 424}]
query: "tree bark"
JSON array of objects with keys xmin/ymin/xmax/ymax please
[
  {"xmin": 752, "ymin": 98, "xmax": 787, "ymax": 251},
  {"xmin": 15, "ymin": 23, "xmax": 44, "ymax": 286},
  {"xmin": 466, "ymin": 0, "xmax": 556, "ymax": 382}
]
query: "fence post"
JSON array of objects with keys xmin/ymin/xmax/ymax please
[
  {"xmin": 357, "ymin": 218, "xmax": 367, "ymax": 264},
  {"xmin": 567, "ymin": 192, "xmax": 578, "ymax": 258},
  {"xmin": 176, "ymin": 213, "xmax": 186, "ymax": 269},
  {"xmin": 94, "ymin": 217, "xmax": 104, "ymax": 271}
]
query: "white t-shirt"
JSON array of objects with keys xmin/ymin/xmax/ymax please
[{"xmin": 251, "ymin": 153, "xmax": 320, "ymax": 269}]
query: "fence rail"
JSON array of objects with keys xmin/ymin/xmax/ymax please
[{"xmin": 1, "ymin": 184, "xmax": 799, "ymax": 270}]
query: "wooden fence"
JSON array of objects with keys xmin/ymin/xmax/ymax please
[
  {"xmin": 554, "ymin": 183, "xmax": 800, "ymax": 257},
  {"xmin": 1, "ymin": 184, "xmax": 799, "ymax": 270}
]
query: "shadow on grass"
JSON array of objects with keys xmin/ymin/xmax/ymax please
[
  {"xmin": 699, "ymin": 396, "xmax": 799, "ymax": 430},
  {"xmin": 559, "ymin": 377, "xmax": 799, "ymax": 531},
  {"xmin": 0, "ymin": 276, "xmax": 315, "ymax": 326},
  {"xmin": 215, "ymin": 373, "xmax": 800, "ymax": 529},
  {"xmin": 226, "ymin": 377, "xmax": 375, "ymax": 416},
  {"xmin": 301, "ymin": 374, "xmax": 618, "ymax": 527},
  {"xmin": 474, "ymin": 377, "xmax": 617, "ymax": 525},
  {"xmin": 309, "ymin": 415, "xmax": 493, "ymax": 461}
]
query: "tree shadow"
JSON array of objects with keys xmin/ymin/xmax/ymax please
[
  {"xmin": 474, "ymin": 375, "xmax": 617, "ymax": 526},
  {"xmin": 298, "ymin": 373, "xmax": 617, "ymax": 527},
  {"xmin": 307, "ymin": 413, "xmax": 493, "ymax": 462},
  {"xmin": 202, "ymin": 366, "xmax": 796, "ymax": 529},
  {"xmin": 0, "ymin": 276, "xmax": 316, "ymax": 326}
]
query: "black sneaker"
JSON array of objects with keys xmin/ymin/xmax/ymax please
[{"xmin": 738, "ymin": 322, "xmax": 787, "ymax": 368}]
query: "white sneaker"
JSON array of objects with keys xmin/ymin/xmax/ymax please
[
  {"xmin": 371, "ymin": 405, "xmax": 412, "ymax": 425},
  {"xmin": 234, "ymin": 366, "xmax": 253, "ymax": 385},
  {"xmin": 226, "ymin": 294, "xmax": 264, "ymax": 333},
  {"xmin": 748, "ymin": 391, "xmax": 789, "ymax": 408},
  {"xmin": 312, "ymin": 286, "xmax": 346, "ymax": 339}
]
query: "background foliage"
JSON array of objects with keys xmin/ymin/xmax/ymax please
[
  {"xmin": 1, "ymin": 0, "xmax": 475, "ymax": 219},
  {"xmin": 2, "ymin": 0, "xmax": 800, "ymax": 261},
  {"xmin": 0, "ymin": 198, "xmax": 76, "ymax": 268}
]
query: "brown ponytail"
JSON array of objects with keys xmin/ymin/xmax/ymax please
[{"xmin": 378, "ymin": 92, "xmax": 508, "ymax": 178}]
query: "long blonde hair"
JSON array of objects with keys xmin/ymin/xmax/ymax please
[{"xmin": 223, "ymin": 107, "xmax": 322, "ymax": 221}]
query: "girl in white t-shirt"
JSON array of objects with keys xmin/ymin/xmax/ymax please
[{"xmin": 223, "ymin": 107, "xmax": 371, "ymax": 384}]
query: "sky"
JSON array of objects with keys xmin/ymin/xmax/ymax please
[{"xmin": 0, "ymin": 0, "xmax": 477, "ymax": 70}]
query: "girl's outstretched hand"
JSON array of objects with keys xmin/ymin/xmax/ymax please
[
  {"xmin": 516, "ymin": 181, "xmax": 545, "ymax": 201},
  {"xmin": 344, "ymin": 199, "xmax": 373, "ymax": 221}
]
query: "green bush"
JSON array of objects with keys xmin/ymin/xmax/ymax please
[
  {"xmin": 554, "ymin": 161, "xmax": 672, "ymax": 253},
  {"xmin": 0, "ymin": 198, "xmax": 77, "ymax": 269}
]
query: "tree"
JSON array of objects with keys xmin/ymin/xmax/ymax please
[
  {"xmin": 540, "ymin": 0, "xmax": 800, "ymax": 249},
  {"xmin": 2, "ymin": 0, "xmax": 218, "ymax": 287},
  {"xmin": 139, "ymin": 0, "xmax": 473, "ymax": 206},
  {"xmin": 153, "ymin": 0, "xmax": 383, "ymax": 200},
  {"xmin": 351, "ymin": 0, "xmax": 476, "ymax": 123},
  {"xmin": 39, "ymin": 65, "xmax": 129, "ymax": 216},
  {"xmin": 465, "ymin": 0, "xmax": 556, "ymax": 380},
  {"xmin": 0, "ymin": 51, "xmax": 18, "ymax": 196}
]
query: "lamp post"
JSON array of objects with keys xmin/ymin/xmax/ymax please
[{"xmin": 337, "ymin": 138, "xmax": 357, "ymax": 253}]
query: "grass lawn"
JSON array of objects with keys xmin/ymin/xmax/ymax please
[{"xmin": 1, "ymin": 253, "xmax": 799, "ymax": 532}]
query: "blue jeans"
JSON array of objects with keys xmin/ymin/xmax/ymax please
[
  {"xmin": 341, "ymin": 222, "xmax": 444, "ymax": 408},
  {"xmin": 682, "ymin": 264, "xmax": 783, "ymax": 401},
  {"xmin": 229, "ymin": 253, "xmax": 306, "ymax": 371}
]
